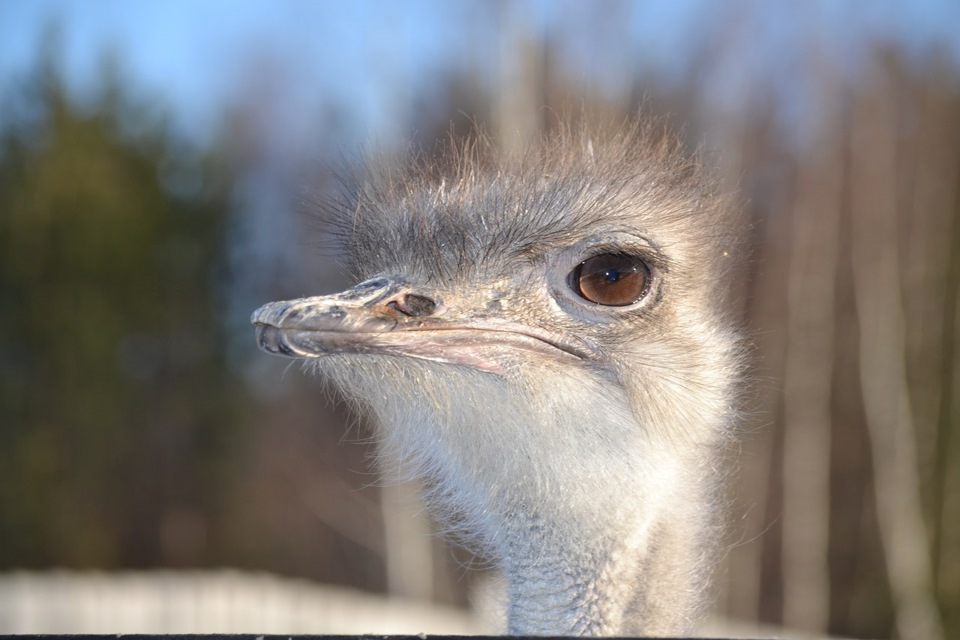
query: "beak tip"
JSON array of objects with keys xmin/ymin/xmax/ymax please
[
  {"xmin": 250, "ymin": 304, "xmax": 268, "ymax": 326},
  {"xmin": 251, "ymin": 301, "xmax": 286, "ymax": 327}
]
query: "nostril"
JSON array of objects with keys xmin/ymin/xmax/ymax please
[
  {"xmin": 401, "ymin": 293, "xmax": 438, "ymax": 317},
  {"xmin": 390, "ymin": 293, "xmax": 438, "ymax": 317}
]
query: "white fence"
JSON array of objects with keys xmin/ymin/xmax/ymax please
[{"xmin": 0, "ymin": 570, "xmax": 490, "ymax": 634}]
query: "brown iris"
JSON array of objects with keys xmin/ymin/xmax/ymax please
[{"xmin": 570, "ymin": 253, "xmax": 650, "ymax": 306}]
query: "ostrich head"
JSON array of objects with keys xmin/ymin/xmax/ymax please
[{"xmin": 252, "ymin": 119, "xmax": 743, "ymax": 636}]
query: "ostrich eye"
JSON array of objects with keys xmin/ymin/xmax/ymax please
[{"xmin": 570, "ymin": 253, "xmax": 650, "ymax": 306}]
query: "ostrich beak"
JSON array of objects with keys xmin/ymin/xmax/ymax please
[
  {"xmin": 252, "ymin": 277, "xmax": 423, "ymax": 357},
  {"xmin": 251, "ymin": 277, "xmax": 595, "ymax": 371}
]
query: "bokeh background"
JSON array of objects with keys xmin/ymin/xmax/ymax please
[{"xmin": 2, "ymin": 1, "xmax": 959, "ymax": 638}]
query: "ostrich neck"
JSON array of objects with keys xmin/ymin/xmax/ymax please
[
  {"xmin": 351, "ymin": 361, "xmax": 723, "ymax": 635},
  {"xmin": 495, "ymin": 475, "xmax": 713, "ymax": 636},
  {"xmin": 501, "ymin": 514, "xmax": 645, "ymax": 635}
]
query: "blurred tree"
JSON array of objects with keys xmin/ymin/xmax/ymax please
[{"xmin": 0, "ymin": 49, "xmax": 241, "ymax": 569}]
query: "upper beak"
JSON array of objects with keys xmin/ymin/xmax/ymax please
[
  {"xmin": 251, "ymin": 276, "xmax": 437, "ymax": 357},
  {"xmin": 251, "ymin": 276, "xmax": 597, "ymax": 371}
]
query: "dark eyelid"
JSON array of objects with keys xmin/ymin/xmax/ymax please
[{"xmin": 581, "ymin": 244, "xmax": 666, "ymax": 274}]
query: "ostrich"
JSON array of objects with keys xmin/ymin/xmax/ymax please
[{"xmin": 251, "ymin": 119, "xmax": 743, "ymax": 636}]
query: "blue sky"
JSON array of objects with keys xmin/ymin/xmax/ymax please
[{"xmin": 1, "ymin": 0, "xmax": 959, "ymax": 149}]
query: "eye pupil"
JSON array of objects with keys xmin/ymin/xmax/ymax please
[{"xmin": 570, "ymin": 253, "xmax": 650, "ymax": 306}]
